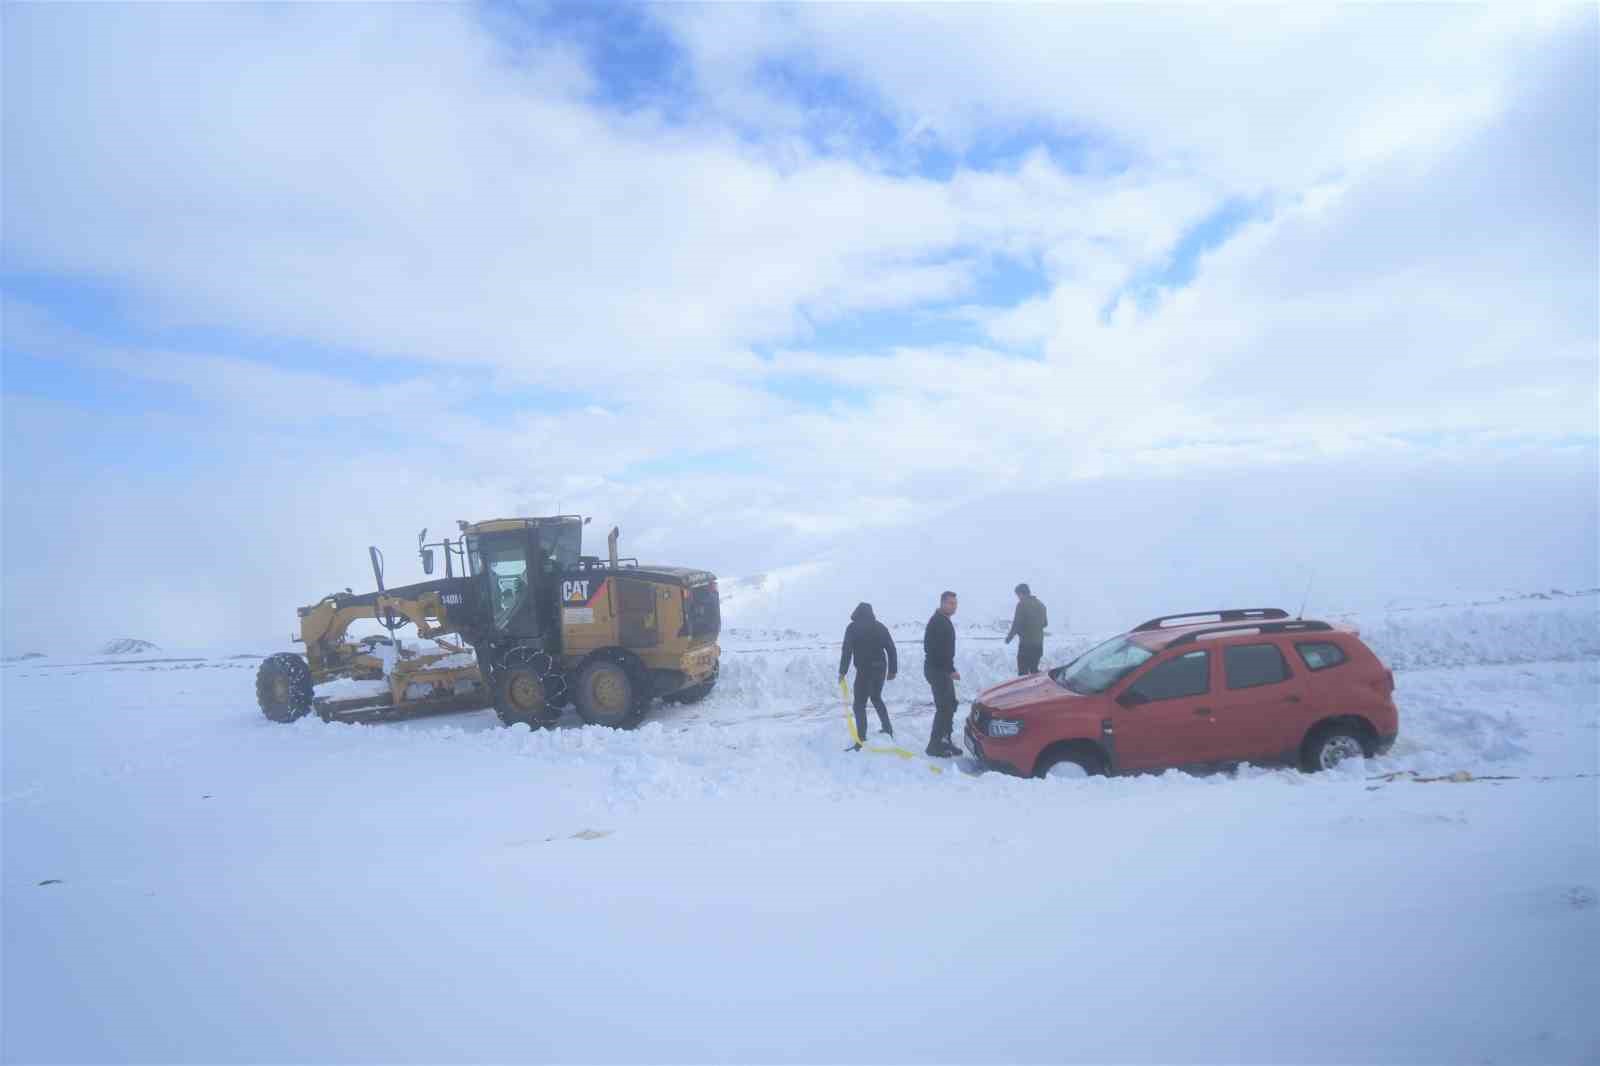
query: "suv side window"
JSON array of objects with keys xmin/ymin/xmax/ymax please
[
  {"xmin": 1225, "ymin": 643, "xmax": 1291, "ymax": 689},
  {"xmin": 1295, "ymin": 641, "xmax": 1348, "ymax": 671},
  {"xmin": 1125, "ymin": 650, "xmax": 1210, "ymax": 702}
]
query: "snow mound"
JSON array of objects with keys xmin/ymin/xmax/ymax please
[
  {"xmin": 98, "ymin": 638, "xmax": 160, "ymax": 655},
  {"xmin": 1354, "ymin": 598, "xmax": 1599, "ymax": 670}
]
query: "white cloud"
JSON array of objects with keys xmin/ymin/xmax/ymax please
[{"xmin": 1, "ymin": 4, "xmax": 1204, "ymax": 385}]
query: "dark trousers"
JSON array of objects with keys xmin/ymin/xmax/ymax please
[
  {"xmin": 925, "ymin": 665, "xmax": 958, "ymax": 746},
  {"xmin": 852, "ymin": 668, "xmax": 891, "ymax": 737},
  {"xmin": 1017, "ymin": 640, "xmax": 1043, "ymax": 676}
]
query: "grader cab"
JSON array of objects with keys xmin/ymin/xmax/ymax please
[{"xmin": 256, "ymin": 517, "xmax": 721, "ymax": 728}]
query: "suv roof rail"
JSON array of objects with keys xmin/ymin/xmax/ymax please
[
  {"xmin": 1167, "ymin": 619, "xmax": 1333, "ymax": 647},
  {"xmin": 1134, "ymin": 608, "xmax": 1289, "ymax": 632}
]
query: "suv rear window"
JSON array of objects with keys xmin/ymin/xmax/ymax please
[
  {"xmin": 1225, "ymin": 643, "xmax": 1290, "ymax": 689},
  {"xmin": 1295, "ymin": 641, "xmax": 1347, "ymax": 671}
]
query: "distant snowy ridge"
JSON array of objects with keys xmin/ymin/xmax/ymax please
[{"xmin": 97, "ymin": 638, "xmax": 160, "ymax": 655}]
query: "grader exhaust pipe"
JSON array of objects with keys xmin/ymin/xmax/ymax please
[{"xmin": 608, "ymin": 526, "xmax": 620, "ymax": 569}]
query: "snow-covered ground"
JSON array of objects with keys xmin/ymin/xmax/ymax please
[{"xmin": 3, "ymin": 595, "xmax": 1597, "ymax": 1063}]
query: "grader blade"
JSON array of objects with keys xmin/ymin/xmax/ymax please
[{"xmin": 313, "ymin": 688, "xmax": 493, "ymax": 724}]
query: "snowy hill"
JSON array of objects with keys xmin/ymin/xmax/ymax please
[
  {"xmin": 2, "ymin": 592, "xmax": 1596, "ymax": 1062},
  {"xmin": 701, "ymin": 460, "xmax": 1597, "ymax": 640},
  {"xmin": 96, "ymin": 638, "xmax": 160, "ymax": 655}
]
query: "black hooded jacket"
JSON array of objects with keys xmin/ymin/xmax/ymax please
[{"xmin": 839, "ymin": 603, "xmax": 898, "ymax": 677}]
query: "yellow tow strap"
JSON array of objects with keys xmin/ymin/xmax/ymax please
[{"xmin": 840, "ymin": 678, "xmax": 943, "ymax": 773}]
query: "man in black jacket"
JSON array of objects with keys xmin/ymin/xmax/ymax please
[
  {"xmin": 1005, "ymin": 582, "xmax": 1049, "ymax": 675},
  {"xmin": 923, "ymin": 590, "xmax": 961, "ymax": 757},
  {"xmin": 839, "ymin": 602, "xmax": 898, "ymax": 743}
]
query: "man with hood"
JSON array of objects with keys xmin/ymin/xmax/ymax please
[
  {"xmin": 1005, "ymin": 582, "xmax": 1049, "ymax": 675},
  {"xmin": 838, "ymin": 602, "xmax": 898, "ymax": 743}
]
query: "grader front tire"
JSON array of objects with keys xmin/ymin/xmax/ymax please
[
  {"xmin": 256, "ymin": 653, "xmax": 314, "ymax": 723},
  {"xmin": 495, "ymin": 665, "xmax": 557, "ymax": 728}
]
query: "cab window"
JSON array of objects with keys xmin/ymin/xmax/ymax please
[
  {"xmin": 479, "ymin": 538, "xmax": 530, "ymax": 631},
  {"xmin": 1124, "ymin": 650, "xmax": 1210, "ymax": 702},
  {"xmin": 1225, "ymin": 643, "xmax": 1291, "ymax": 689}
]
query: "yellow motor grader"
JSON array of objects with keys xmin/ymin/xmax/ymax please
[{"xmin": 256, "ymin": 517, "xmax": 721, "ymax": 728}]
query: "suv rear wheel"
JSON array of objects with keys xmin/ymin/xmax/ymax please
[{"xmin": 1302, "ymin": 723, "xmax": 1372, "ymax": 772}]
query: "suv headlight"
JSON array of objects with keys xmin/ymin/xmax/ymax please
[{"xmin": 987, "ymin": 717, "xmax": 1023, "ymax": 737}]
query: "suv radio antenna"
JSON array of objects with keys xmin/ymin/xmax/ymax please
[{"xmin": 1297, "ymin": 571, "xmax": 1315, "ymax": 620}]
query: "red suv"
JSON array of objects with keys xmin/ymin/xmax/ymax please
[{"xmin": 964, "ymin": 608, "xmax": 1397, "ymax": 778}]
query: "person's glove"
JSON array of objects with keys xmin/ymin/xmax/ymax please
[
  {"xmin": 1005, "ymin": 634, "xmax": 1014, "ymax": 644},
  {"xmin": 887, "ymin": 671, "xmax": 896, "ymax": 681},
  {"xmin": 838, "ymin": 673, "xmax": 846, "ymax": 683}
]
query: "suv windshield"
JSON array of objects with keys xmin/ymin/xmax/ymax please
[{"xmin": 1052, "ymin": 635, "xmax": 1155, "ymax": 695}]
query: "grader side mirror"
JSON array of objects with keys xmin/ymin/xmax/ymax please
[{"xmin": 421, "ymin": 548, "xmax": 435, "ymax": 576}]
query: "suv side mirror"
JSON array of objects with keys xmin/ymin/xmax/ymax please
[
  {"xmin": 421, "ymin": 548, "xmax": 434, "ymax": 576},
  {"xmin": 1116, "ymin": 688, "xmax": 1148, "ymax": 708}
]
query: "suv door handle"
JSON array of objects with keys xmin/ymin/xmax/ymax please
[
  {"xmin": 1193, "ymin": 707, "xmax": 1213, "ymax": 716},
  {"xmin": 1284, "ymin": 695, "xmax": 1302, "ymax": 704}
]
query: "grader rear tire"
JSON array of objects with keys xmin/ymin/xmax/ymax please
[
  {"xmin": 256, "ymin": 653, "xmax": 314, "ymax": 723},
  {"xmin": 574, "ymin": 659, "xmax": 643, "ymax": 730}
]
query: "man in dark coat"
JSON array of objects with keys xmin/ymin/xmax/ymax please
[
  {"xmin": 839, "ymin": 602, "xmax": 898, "ymax": 742},
  {"xmin": 1005, "ymin": 582, "xmax": 1049, "ymax": 675},
  {"xmin": 923, "ymin": 590, "xmax": 961, "ymax": 757}
]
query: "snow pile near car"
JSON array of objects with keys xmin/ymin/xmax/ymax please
[
  {"xmin": 720, "ymin": 594, "xmax": 1598, "ymax": 720},
  {"xmin": 1356, "ymin": 594, "xmax": 1599, "ymax": 669}
]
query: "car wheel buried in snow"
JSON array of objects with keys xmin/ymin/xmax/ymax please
[
  {"xmin": 1306, "ymin": 727, "xmax": 1371, "ymax": 772},
  {"xmin": 1042, "ymin": 758, "xmax": 1090, "ymax": 780}
]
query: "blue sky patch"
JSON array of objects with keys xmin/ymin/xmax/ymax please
[{"xmin": 1106, "ymin": 196, "xmax": 1266, "ymax": 319}]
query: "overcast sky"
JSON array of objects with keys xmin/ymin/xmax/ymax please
[{"xmin": 2, "ymin": 4, "xmax": 1596, "ymax": 650}]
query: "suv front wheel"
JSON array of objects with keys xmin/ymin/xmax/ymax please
[
  {"xmin": 1302, "ymin": 723, "xmax": 1372, "ymax": 772},
  {"xmin": 1035, "ymin": 744, "xmax": 1105, "ymax": 780}
]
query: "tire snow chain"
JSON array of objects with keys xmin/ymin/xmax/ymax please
[{"xmin": 500, "ymin": 645, "xmax": 567, "ymax": 702}]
